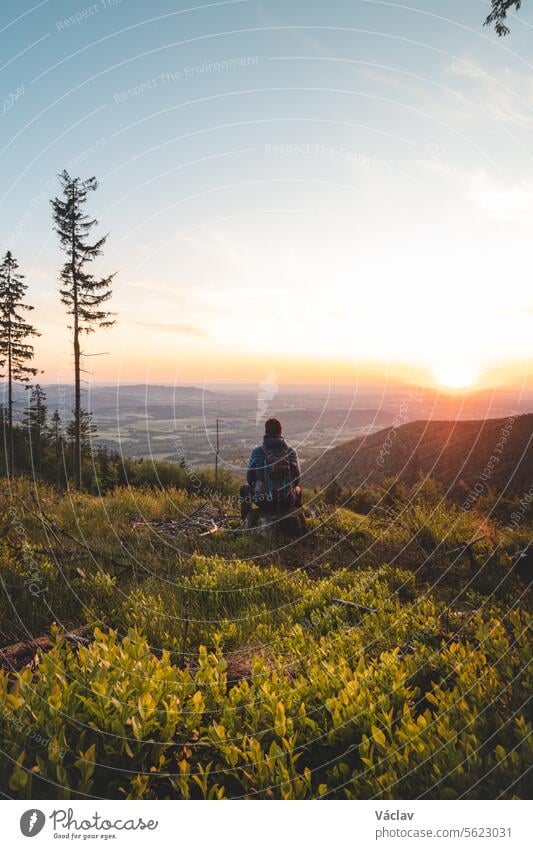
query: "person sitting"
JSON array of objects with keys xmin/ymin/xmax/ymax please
[{"xmin": 240, "ymin": 417, "xmax": 301, "ymax": 521}]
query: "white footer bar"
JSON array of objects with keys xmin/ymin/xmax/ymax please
[{"xmin": 3, "ymin": 799, "xmax": 529, "ymax": 848}]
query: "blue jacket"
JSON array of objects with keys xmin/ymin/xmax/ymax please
[{"xmin": 247, "ymin": 435, "xmax": 300, "ymax": 488}]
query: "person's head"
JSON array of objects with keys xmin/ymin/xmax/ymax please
[{"xmin": 265, "ymin": 417, "xmax": 282, "ymax": 437}]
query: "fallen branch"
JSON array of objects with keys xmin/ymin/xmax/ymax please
[
  {"xmin": 447, "ymin": 535, "xmax": 486, "ymax": 554},
  {"xmin": 446, "ymin": 536, "xmax": 486, "ymax": 570},
  {"xmin": 331, "ymin": 597, "xmax": 378, "ymax": 613},
  {"xmin": 0, "ymin": 626, "xmax": 93, "ymax": 672},
  {"xmin": 133, "ymin": 502, "xmax": 240, "ymax": 537}
]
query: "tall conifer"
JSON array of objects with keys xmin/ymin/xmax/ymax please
[
  {"xmin": 0, "ymin": 250, "xmax": 40, "ymax": 476},
  {"xmin": 51, "ymin": 171, "xmax": 115, "ymax": 489}
]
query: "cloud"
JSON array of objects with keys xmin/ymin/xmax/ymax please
[
  {"xmin": 447, "ymin": 59, "xmax": 533, "ymax": 127},
  {"xmin": 415, "ymin": 156, "xmax": 461, "ymax": 179},
  {"xmin": 136, "ymin": 321, "xmax": 210, "ymax": 338},
  {"xmin": 179, "ymin": 229, "xmax": 250, "ymax": 271},
  {"xmin": 125, "ymin": 279, "xmax": 177, "ymax": 294},
  {"xmin": 466, "ymin": 170, "xmax": 533, "ymax": 220},
  {"xmin": 414, "ymin": 154, "xmax": 533, "ymax": 222},
  {"xmin": 447, "ymin": 60, "xmax": 486, "ymax": 81}
]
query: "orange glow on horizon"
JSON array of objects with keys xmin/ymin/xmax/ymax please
[{"xmin": 31, "ymin": 341, "xmax": 532, "ymax": 394}]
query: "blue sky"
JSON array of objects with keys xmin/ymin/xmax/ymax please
[{"xmin": 1, "ymin": 0, "xmax": 533, "ymax": 387}]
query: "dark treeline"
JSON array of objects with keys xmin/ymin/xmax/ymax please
[
  {"xmin": 322, "ymin": 473, "xmax": 533, "ymax": 529},
  {"xmin": 0, "ymin": 388, "xmax": 239, "ymax": 495},
  {"xmin": 0, "ymin": 392, "xmax": 118, "ymax": 491}
]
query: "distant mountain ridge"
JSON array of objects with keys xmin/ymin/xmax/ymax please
[{"xmin": 303, "ymin": 414, "xmax": 533, "ymax": 499}]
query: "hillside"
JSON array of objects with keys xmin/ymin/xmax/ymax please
[
  {"xmin": 303, "ymin": 414, "xmax": 533, "ymax": 498},
  {"xmin": 0, "ymin": 477, "xmax": 531, "ymax": 799}
]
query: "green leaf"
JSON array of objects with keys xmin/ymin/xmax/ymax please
[
  {"xmin": 371, "ymin": 725, "xmax": 386, "ymax": 749},
  {"xmin": 274, "ymin": 701, "xmax": 287, "ymax": 738}
]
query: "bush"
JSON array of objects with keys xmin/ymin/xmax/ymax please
[
  {"xmin": 0, "ymin": 478, "xmax": 530, "ymax": 799},
  {"xmin": 0, "ymin": 601, "xmax": 530, "ymax": 799}
]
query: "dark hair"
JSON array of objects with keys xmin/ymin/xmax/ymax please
[{"xmin": 265, "ymin": 417, "xmax": 282, "ymax": 436}]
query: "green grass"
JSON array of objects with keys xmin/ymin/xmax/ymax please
[{"xmin": 0, "ymin": 477, "xmax": 530, "ymax": 799}]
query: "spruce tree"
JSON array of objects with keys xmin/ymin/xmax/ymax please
[
  {"xmin": 23, "ymin": 384, "xmax": 47, "ymax": 475},
  {"xmin": 49, "ymin": 409, "xmax": 64, "ymax": 487},
  {"xmin": 67, "ymin": 408, "xmax": 97, "ymax": 485},
  {"xmin": 0, "ymin": 250, "xmax": 40, "ymax": 476},
  {"xmin": 96, "ymin": 444, "xmax": 117, "ymax": 492},
  {"xmin": 51, "ymin": 171, "xmax": 115, "ymax": 489},
  {"xmin": 0, "ymin": 404, "xmax": 6, "ymax": 476},
  {"xmin": 67, "ymin": 407, "xmax": 97, "ymax": 452}
]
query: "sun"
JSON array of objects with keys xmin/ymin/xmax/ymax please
[{"xmin": 433, "ymin": 362, "xmax": 479, "ymax": 390}]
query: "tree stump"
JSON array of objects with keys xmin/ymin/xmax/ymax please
[{"xmin": 244, "ymin": 508, "xmax": 307, "ymax": 538}]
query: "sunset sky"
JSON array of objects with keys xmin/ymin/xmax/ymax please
[{"xmin": 1, "ymin": 0, "xmax": 533, "ymax": 391}]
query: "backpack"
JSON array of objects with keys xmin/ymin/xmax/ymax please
[{"xmin": 261, "ymin": 440, "xmax": 293, "ymax": 507}]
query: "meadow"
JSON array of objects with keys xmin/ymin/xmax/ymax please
[{"xmin": 0, "ymin": 476, "xmax": 530, "ymax": 799}]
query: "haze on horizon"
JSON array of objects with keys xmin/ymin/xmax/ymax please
[{"xmin": 1, "ymin": 0, "xmax": 533, "ymax": 395}]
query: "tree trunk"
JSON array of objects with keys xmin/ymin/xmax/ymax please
[
  {"xmin": 7, "ymin": 303, "xmax": 13, "ymax": 478},
  {"xmin": 36, "ymin": 404, "xmax": 42, "ymax": 476},
  {"xmin": 74, "ymin": 320, "xmax": 81, "ymax": 490},
  {"xmin": 56, "ymin": 432, "xmax": 61, "ymax": 488},
  {"xmin": 71, "ymin": 195, "xmax": 82, "ymax": 491}
]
